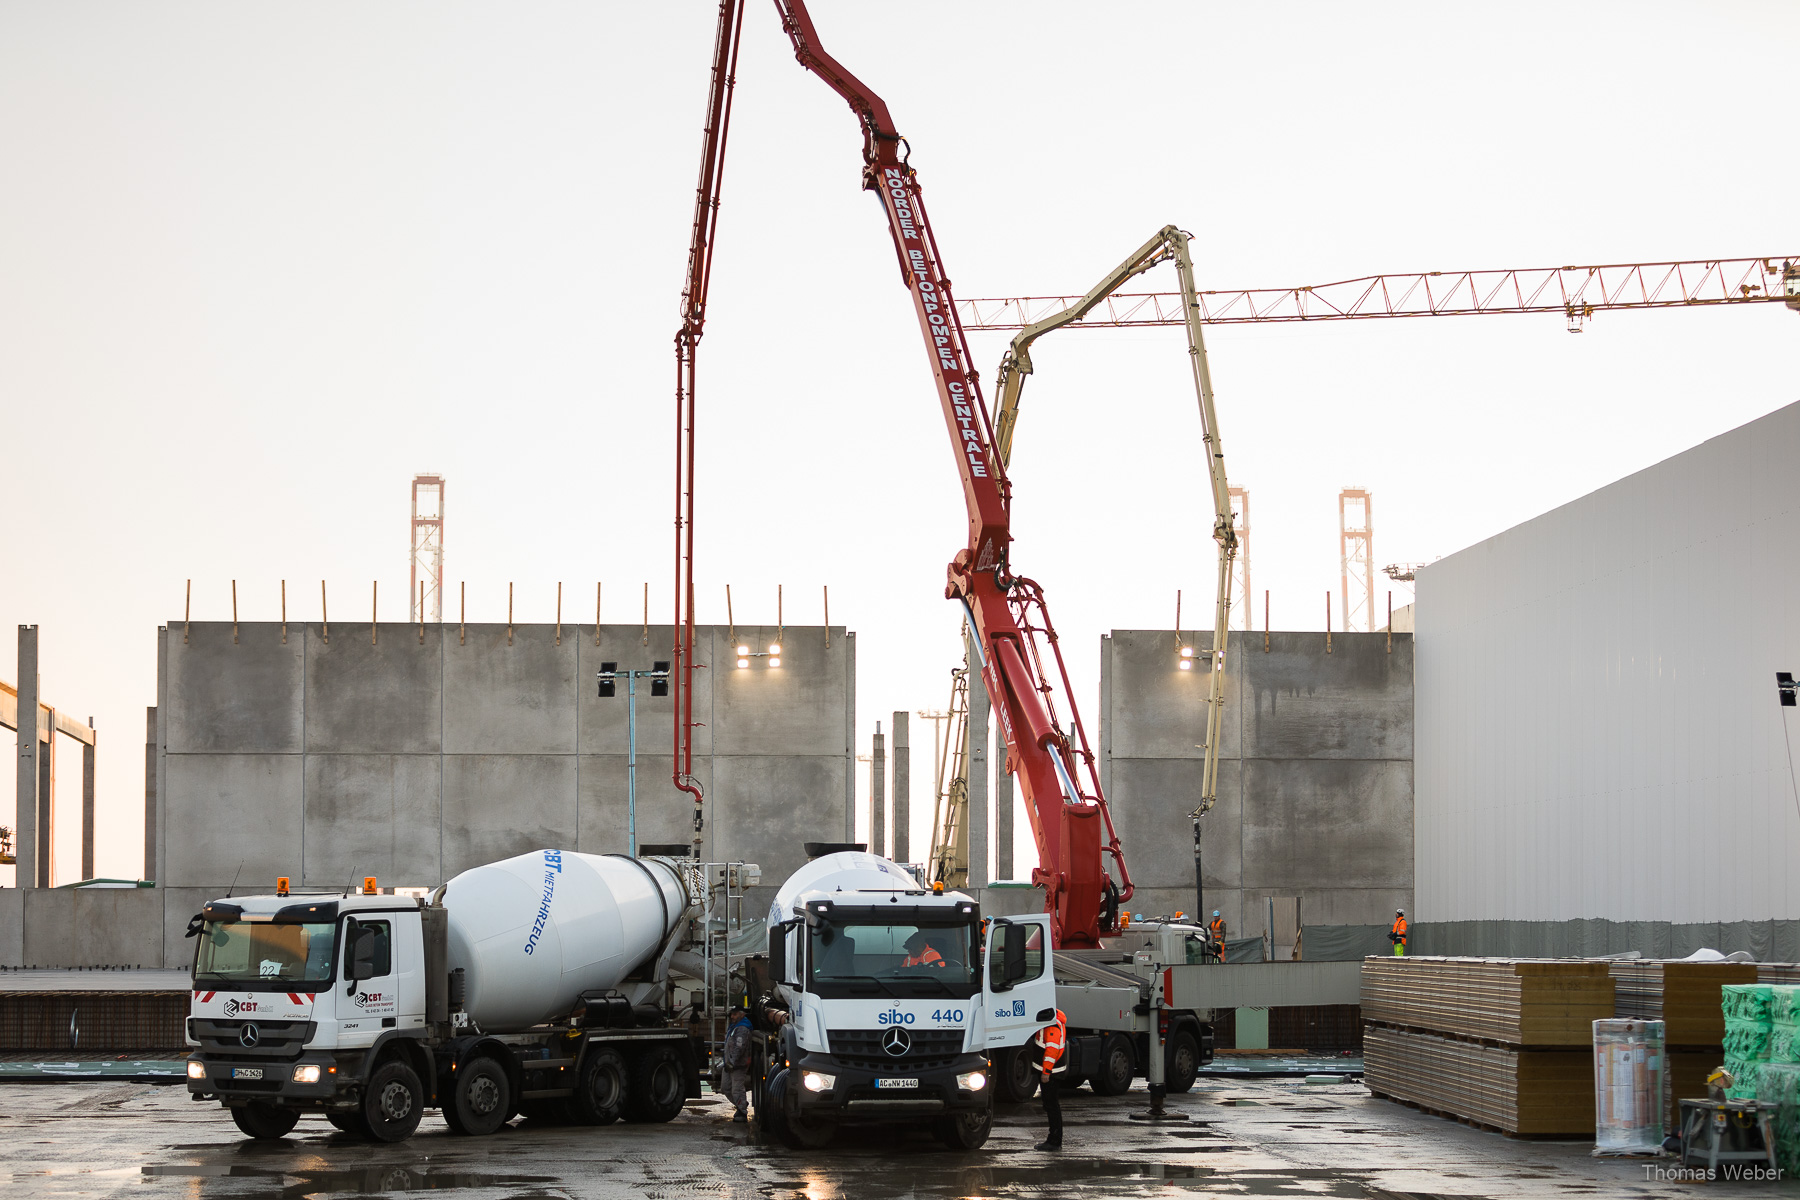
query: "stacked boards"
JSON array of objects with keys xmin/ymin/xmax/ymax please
[
  {"xmin": 1362, "ymin": 958, "xmax": 1613, "ymax": 1136},
  {"xmin": 1611, "ymin": 961, "xmax": 1757, "ymax": 1121}
]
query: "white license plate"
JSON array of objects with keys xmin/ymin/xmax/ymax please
[
  {"xmin": 875, "ymin": 1078, "xmax": 918, "ymax": 1089},
  {"xmin": 232, "ymin": 1067, "xmax": 264, "ymax": 1080}
]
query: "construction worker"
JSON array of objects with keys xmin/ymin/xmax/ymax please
[
  {"xmin": 721, "ymin": 1008, "xmax": 753, "ymax": 1123},
  {"xmin": 1389, "ymin": 909, "xmax": 1408, "ymax": 956},
  {"xmin": 900, "ymin": 930, "xmax": 946, "ymax": 969},
  {"xmin": 1208, "ymin": 910, "xmax": 1226, "ymax": 963},
  {"xmin": 1034, "ymin": 1007, "xmax": 1069, "ymax": 1151}
]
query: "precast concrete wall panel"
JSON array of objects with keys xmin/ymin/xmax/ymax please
[
  {"xmin": 21, "ymin": 889, "xmax": 162, "ymax": 967},
  {"xmin": 443, "ymin": 626, "xmax": 578, "ymax": 755},
  {"xmin": 576, "ymin": 755, "xmax": 711, "ymax": 857},
  {"xmin": 0, "ymin": 890, "xmax": 22, "ymax": 966},
  {"xmin": 710, "ymin": 753, "xmax": 849, "ymax": 905},
  {"xmin": 164, "ymin": 754, "xmax": 303, "ymax": 889},
  {"xmin": 304, "ymin": 625, "xmax": 443, "ymax": 753},
  {"xmin": 577, "ymin": 628, "xmax": 703, "ymax": 758},
  {"xmin": 1416, "ymin": 401, "xmax": 1800, "ymax": 925},
  {"xmin": 302, "ymin": 755, "xmax": 443, "ymax": 888},
  {"xmin": 712, "ymin": 626, "xmax": 852, "ymax": 757},
  {"xmin": 1102, "ymin": 629, "xmax": 1414, "ymax": 946},
  {"xmin": 441, "ymin": 754, "xmax": 579, "ymax": 877},
  {"xmin": 165, "ymin": 624, "xmax": 303, "ymax": 753}
]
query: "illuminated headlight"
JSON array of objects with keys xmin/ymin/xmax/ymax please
[
  {"xmin": 292, "ymin": 1064, "xmax": 322, "ymax": 1084},
  {"xmin": 956, "ymin": 1070, "xmax": 987, "ymax": 1092},
  {"xmin": 801, "ymin": 1070, "xmax": 836, "ymax": 1093},
  {"xmin": 186, "ymin": 1060, "xmax": 206, "ymax": 1080}
]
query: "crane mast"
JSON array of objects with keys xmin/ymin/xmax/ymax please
[{"xmin": 773, "ymin": 0, "xmax": 1130, "ymax": 947}]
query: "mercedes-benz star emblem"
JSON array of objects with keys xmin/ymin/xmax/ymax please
[
  {"xmin": 238, "ymin": 1023, "xmax": 261, "ymax": 1048},
  {"xmin": 881, "ymin": 1027, "xmax": 910, "ymax": 1057}
]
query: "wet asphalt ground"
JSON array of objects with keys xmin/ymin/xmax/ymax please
[{"xmin": 4, "ymin": 1076, "xmax": 1793, "ymax": 1199}]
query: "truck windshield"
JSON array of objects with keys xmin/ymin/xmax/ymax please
[
  {"xmin": 194, "ymin": 921, "xmax": 337, "ymax": 991},
  {"xmin": 809, "ymin": 921, "xmax": 980, "ymax": 999}
]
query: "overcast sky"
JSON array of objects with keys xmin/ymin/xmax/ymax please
[{"xmin": 3, "ymin": 2, "xmax": 1797, "ymax": 886}]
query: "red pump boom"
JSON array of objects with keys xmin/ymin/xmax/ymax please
[{"xmin": 772, "ymin": 1, "xmax": 1130, "ymax": 947}]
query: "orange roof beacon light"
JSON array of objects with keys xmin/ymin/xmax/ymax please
[
  {"xmin": 276, "ymin": 877, "xmax": 290, "ymax": 897},
  {"xmin": 362, "ymin": 877, "xmax": 379, "ymax": 895}
]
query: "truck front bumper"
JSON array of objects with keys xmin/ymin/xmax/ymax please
[
  {"xmin": 790, "ymin": 1050, "xmax": 991, "ymax": 1119},
  {"xmin": 186, "ymin": 1053, "xmax": 346, "ymax": 1106}
]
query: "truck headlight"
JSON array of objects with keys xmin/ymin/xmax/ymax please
[
  {"xmin": 186, "ymin": 1060, "xmax": 206, "ymax": 1080},
  {"xmin": 801, "ymin": 1070, "xmax": 836, "ymax": 1093},
  {"xmin": 292, "ymin": 1064, "xmax": 322, "ymax": 1084},
  {"xmin": 956, "ymin": 1070, "xmax": 987, "ymax": 1092}
]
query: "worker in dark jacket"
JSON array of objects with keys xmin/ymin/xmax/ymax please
[
  {"xmin": 1389, "ymin": 909, "xmax": 1408, "ymax": 956},
  {"xmin": 1034, "ymin": 1008, "xmax": 1069, "ymax": 1151},
  {"xmin": 721, "ymin": 1010, "xmax": 753, "ymax": 1122}
]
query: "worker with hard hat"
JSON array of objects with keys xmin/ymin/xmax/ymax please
[
  {"xmin": 1034, "ymin": 1007, "xmax": 1069, "ymax": 1151},
  {"xmin": 1389, "ymin": 909, "xmax": 1408, "ymax": 956},
  {"xmin": 1207, "ymin": 910, "xmax": 1226, "ymax": 963},
  {"xmin": 900, "ymin": 930, "xmax": 947, "ymax": 969}
]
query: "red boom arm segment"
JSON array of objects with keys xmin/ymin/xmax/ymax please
[{"xmin": 772, "ymin": 1, "xmax": 1131, "ymax": 947}]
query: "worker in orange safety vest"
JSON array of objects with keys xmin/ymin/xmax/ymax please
[
  {"xmin": 1034, "ymin": 1008, "xmax": 1068, "ymax": 1151},
  {"xmin": 1389, "ymin": 909, "xmax": 1408, "ymax": 956},
  {"xmin": 1208, "ymin": 911, "xmax": 1226, "ymax": 962},
  {"xmin": 900, "ymin": 931, "xmax": 947, "ymax": 969}
]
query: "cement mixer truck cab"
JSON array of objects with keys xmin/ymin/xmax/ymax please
[
  {"xmin": 185, "ymin": 850, "xmax": 707, "ymax": 1143},
  {"xmin": 758, "ymin": 851, "xmax": 1056, "ymax": 1151}
]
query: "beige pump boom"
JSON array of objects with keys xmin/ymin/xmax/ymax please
[{"xmin": 989, "ymin": 225, "xmax": 1237, "ymax": 909}]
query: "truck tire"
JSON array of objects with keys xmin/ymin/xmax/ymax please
[
  {"xmin": 230, "ymin": 1102, "xmax": 299, "ymax": 1140},
  {"xmin": 992, "ymin": 1047, "xmax": 1038, "ymax": 1104},
  {"xmin": 623, "ymin": 1045, "xmax": 685, "ymax": 1124},
  {"xmin": 777, "ymin": 1109, "xmax": 837, "ymax": 1150},
  {"xmin": 569, "ymin": 1047, "xmax": 627, "ymax": 1126},
  {"xmin": 1090, "ymin": 1033, "xmax": 1135, "ymax": 1096},
  {"xmin": 932, "ymin": 1108, "xmax": 992, "ymax": 1150},
  {"xmin": 1165, "ymin": 1029, "xmax": 1200, "ymax": 1095},
  {"xmin": 361, "ymin": 1059, "xmax": 426, "ymax": 1143},
  {"xmin": 448, "ymin": 1055, "xmax": 512, "ymax": 1136}
]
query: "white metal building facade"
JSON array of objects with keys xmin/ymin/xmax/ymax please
[{"xmin": 1416, "ymin": 400, "xmax": 1800, "ymax": 925}]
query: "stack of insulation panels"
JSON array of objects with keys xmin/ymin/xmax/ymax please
[
  {"xmin": 1610, "ymin": 960, "xmax": 1757, "ymax": 1120},
  {"xmin": 1362, "ymin": 957, "xmax": 1614, "ymax": 1136}
]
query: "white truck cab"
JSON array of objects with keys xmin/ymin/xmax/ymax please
[{"xmin": 759, "ymin": 851, "xmax": 1055, "ymax": 1150}]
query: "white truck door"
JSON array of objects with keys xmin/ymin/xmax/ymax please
[{"xmin": 979, "ymin": 914, "xmax": 1056, "ymax": 1049}]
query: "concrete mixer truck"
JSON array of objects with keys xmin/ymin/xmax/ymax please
[{"xmin": 184, "ymin": 849, "xmax": 713, "ymax": 1142}]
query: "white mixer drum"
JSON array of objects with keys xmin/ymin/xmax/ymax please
[
  {"xmin": 442, "ymin": 849, "xmax": 692, "ymax": 1032},
  {"xmin": 768, "ymin": 850, "xmax": 922, "ymax": 927}
]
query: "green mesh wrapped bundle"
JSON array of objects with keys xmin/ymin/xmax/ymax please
[
  {"xmin": 1773, "ymin": 1022, "xmax": 1800, "ymax": 1065},
  {"xmin": 1724, "ymin": 1016, "xmax": 1775, "ymax": 1061},
  {"xmin": 1724, "ymin": 1057, "xmax": 1764, "ymax": 1101},
  {"xmin": 1721, "ymin": 984, "xmax": 1775, "ymax": 1023},
  {"xmin": 1772, "ymin": 986, "xmax": 1800, "ymax": 1026},
  {"xmin": 1758, "ymin": 1063, "xmax": 1800, "ymax": 1178}
]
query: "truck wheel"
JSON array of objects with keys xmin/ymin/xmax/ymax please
[
  {"xmin": 1165, "ymin": 1030, "xmax": 1200, "ymax": 1095},
  {"xmin": 992, "ymin": 1047, "xmax": 1038, "ymax": 1104},
  {"xmin": 1090, "ymin": 1034, "xmax": 1135, "ymax": 1096},
  {"xmin": 777, "ymin": 1110, "xmax": 837, "ymax": 1150},
  {"xmin": 230, "ymin": 1103, "xmax": 299, "ymax": 1140},
  {"xmin": 449, "ymin": 1055, "xmax": 512, "ymax": 1137},
  {"xmin": 624, "ymin": 1046, "xmax": 686, "ymax": 1123},
  {"xmin": 932, "ymin": 1108, "xmax": 992, "ymax": 1150},
  {"xmin": 569, "ymin": 1047, "xmax": 627, "ymax": 1126},
  {"xmin": 361, "ymin": 1059, "xmax": 425, "ymax": 1143}
]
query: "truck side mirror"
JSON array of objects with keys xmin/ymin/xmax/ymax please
[{"xmin": 767, "ymin": 925, "xmax": 787, "ymax": 985}]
